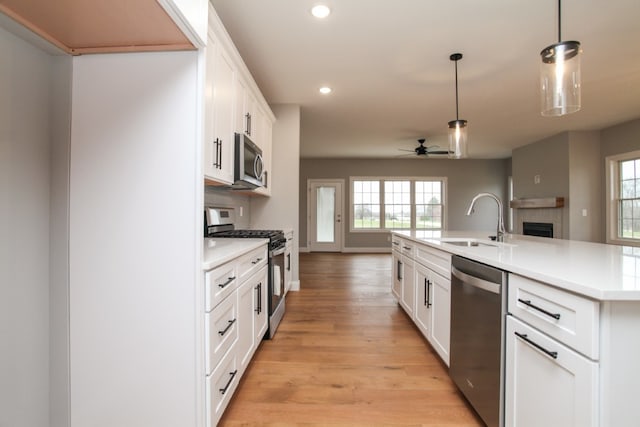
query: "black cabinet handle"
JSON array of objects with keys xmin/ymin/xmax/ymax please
[
  {"xmin": 252, "ymin": 257, "xmax": 263, "ymax": 265},
  {"xmin": 426, "ymin": 279, "xmax": 432, "ymax": 308},
  {"xmin": 287, "ymin": 253, "xmax": 291, "ymax": 271},
  {"xmin": 397, "ymin": 260, "xmax": 402, "ymax": 280},
  {"xmin": 218, "ymin": 318, "xmax": 237, "ymax": 336},
  {"xmin": 423, "ymin": 278, "xmax": 428, "ymax": 306},
  {"xmin": 245, "ymin": 112, "xmax": 251, "ymax": 135},
  {"xmin": 218, "ymin": 276, "xmax": 236, "ymax": 289},
  {"xmin": 219, "ymin": 370, "xmax": 238, "ymax": 395},
  {"xmin": 517, "ymin": 298, "xmax": 561, "ymax": 320},
  {"xmin": 514, "ymin": 331, "xmax": 558, "ymax": 359},
  {"xmin": 255, "ymin": 283, "xmax": 262, "ymax": 314},
  {"xmin": 402, "ymin": 246, "xmax": 412, "ymax": 250},
  {"xmin": 213, "ymin": 138, "xmax": 221, "ymax": 168}
]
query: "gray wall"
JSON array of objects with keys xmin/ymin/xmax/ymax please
[
  {"xmin": 300, "ymin": 158, "xmax": 509, "ymax": 250},
  {"xmin": 251, "ymin": 104, "xmax": 301, "ymax": 285},
  {"xmin": 569, "ymin": 132, "xmax": 602, "ymax": 242}
]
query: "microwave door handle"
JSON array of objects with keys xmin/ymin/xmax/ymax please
[{"xmin": 254, "ymin": 154, "xmax": 264, "ymax": 179}]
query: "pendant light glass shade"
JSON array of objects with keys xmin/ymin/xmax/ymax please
[
  {"xmin": 448, "ymin": 119, "xmax": 468, "ymax": 159},
  {"xmin": 448, "ymin": 53, "xmax": 468, "ymax": 159},
  {"xmin": 540, "ymin": 41, "xmax": 581, "ymax": 116},
  {"xmin": 540, "ymin": 0, "xmax": 581, "ymax": 116}
]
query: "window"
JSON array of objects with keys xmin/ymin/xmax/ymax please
[
  {"xmin": 351, "ymin": 177, "xmax": 446, "ymax": 231},
  {"xmin": 606, "ymin": 150, "xmax": 640, "ymax": 246}
]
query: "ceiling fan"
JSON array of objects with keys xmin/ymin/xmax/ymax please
[{"xmin": 398, "ymin": 138, "xmax": 451, "ymax": 157}]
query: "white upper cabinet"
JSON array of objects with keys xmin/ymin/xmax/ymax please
[
  {"xmin": 204, "ymin": 30, "xmax": 236, "ymax": 185},
  {"xmin": 206, "ymin": 3, "xmax": 275, "ymax": 193}
]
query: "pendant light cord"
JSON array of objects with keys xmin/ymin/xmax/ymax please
[
  {"xmin": 558, "ymin": 0, "xmax": 562, "ymax": 42},
  {"xmin": 454, "ymin": 59, "xmax": 459, "ymax": 120}
]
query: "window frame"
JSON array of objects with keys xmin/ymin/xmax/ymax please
[
  {"xmin": 606, "ymin": 149, "xmax": 640, "ymax": 246},
  {"xmin": 349, "ymin": 176, "xmax": 447, "ymax": 233}
]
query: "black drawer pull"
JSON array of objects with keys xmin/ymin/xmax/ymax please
[
  {"xmin": 218, "ymin": 319, "xmax": 237, "ymax": 336},
  {"xmin": 219, "ymin": 370, "xmax": 238, "ymax": 395},
  {"xmin": 251, "ymin": 257, "xmax": 263, "ymax": 265},
  {"xmin": 514, "ymin": 331, "xmax": 558, "ymax": 359},
  {"xmin": 426, "ymin": 279, "xmax": 432, "ymax": 308},
  {"xmin": 517, "ymin": 298, "xmax": 561, "ymax": 320},
  {"xmin": 218, "ymin": 276, "xmax": 236, "ymax": 289}
]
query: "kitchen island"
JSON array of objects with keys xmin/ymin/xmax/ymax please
[{"xmin": 391, "ymin": 230, "xmax": 640, "ymax": 427}]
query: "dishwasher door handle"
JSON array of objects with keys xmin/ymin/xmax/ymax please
[{"xmin": 452, "ymin": 266, "xmax": 501, "ymax": 294}]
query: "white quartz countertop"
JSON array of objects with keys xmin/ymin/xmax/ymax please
[
  {"xmin": 202, "ymin": 238, "xmax": 268, "ymax": 270},
  {"xmin": 392, "ymin": 230, "xmax": 640, "ymax": 301}
]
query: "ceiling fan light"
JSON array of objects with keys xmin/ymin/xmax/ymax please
[
  {"xmin": 448, "ymin": 119, "xmax": 468, "ymax": 159},
  {"xmin": 540, "ymin": 40, "xmax": 582, "ymax": 116}
]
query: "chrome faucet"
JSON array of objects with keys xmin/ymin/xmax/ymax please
[{"xmin": 466, "ymin": 192, "xmax": 506, "ymax": 242}]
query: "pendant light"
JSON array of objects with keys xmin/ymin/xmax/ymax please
[
  {"xmin": 540, "ymin": 0, "xmax": 581, "ymax": 116},
  {"xmin": 448, "ymin": 53, "xmax": 468, "ymax": 159}
]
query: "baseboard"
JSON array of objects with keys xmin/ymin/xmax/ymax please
[
  {"xmin": 288, "ymin": 280, "xmax": 300, "ymax": 291},
  {"xmin": 299, "ymin": 247, "xmax": 391, "ymax": 254}
]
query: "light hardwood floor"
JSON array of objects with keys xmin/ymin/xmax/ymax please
[{"xmin": 219, "ymin": 253, "xmax": 483, "ymax": 426}]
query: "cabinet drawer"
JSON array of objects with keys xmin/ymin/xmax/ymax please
[
  {"xmin": 205, "ymin": 262, "xmax": 238, "ymax": 312},
  {"xmin": 400, "ymin": 239, "xmax": 415, "ymax": 258},
  {"xmin": 205, "ymin": 346, "xmax": 239, "ymax": 427},
  {"xmin": 508, "ymin": 274, "xmax": 599, "ymax": 359},
  {"xmin": 237, "ymin": 245, "xmax": 268, "ymax": 282},
  {"xmin": 205, "ymin": 292, "xmax": 239, "ymax": 375},
  {"xmin": 415, "ymin": 244, "xmax": 451, "ymax": 278},
  {"xmin": 505, "ymin": 316, "xmax": 598, "ymax": 427},
  {"xmin": 391, "ymin": 236, "xmax": 402, "ymax": 253}
]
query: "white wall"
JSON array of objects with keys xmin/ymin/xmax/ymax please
[
  {"xmin": 0, "ymin": 25, "xmax": 53, "ymax": 427},
  {"xmin": 69, "ymin": 51, "xmax": 201, "ymax": 426}
]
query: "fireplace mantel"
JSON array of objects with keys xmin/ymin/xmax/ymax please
[{"xmin": 510, "ymin": 197, "xmax": 564, "ymax": 209}]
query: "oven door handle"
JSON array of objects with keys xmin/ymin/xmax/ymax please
[
  {"xmin": 452, "ymin": 266, "xmax": 501, "ymax": 294},
  {"xmin": 270, "ymin": 246, "xmax": 286, "ymax": 257}
]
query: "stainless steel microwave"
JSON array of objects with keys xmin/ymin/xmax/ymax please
[{"xmin": 233, "ymin": 133, "xmax": 264, "ymax": 189}]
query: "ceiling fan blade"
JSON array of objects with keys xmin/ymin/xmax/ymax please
[{"xmin": 428, "ymin": 150, "xmax": 451, "ymax": 155}]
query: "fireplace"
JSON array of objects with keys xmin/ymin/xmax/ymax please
[{"xmin": 523, "ymin": 222, "xmax": 553, "ymax": 238}]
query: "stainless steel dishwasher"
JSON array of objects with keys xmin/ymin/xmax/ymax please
[{"xmin": 450, "ymin": 255, "xmax": 507, "ymax": 427}]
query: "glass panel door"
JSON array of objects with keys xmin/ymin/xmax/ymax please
[
  {"xmin": 308, "ymin": 180, "xmax": 343, "ymax": 252},
  {"xmin": 316, "ymin": 186, "xmax": 335, "ymax": 242}
]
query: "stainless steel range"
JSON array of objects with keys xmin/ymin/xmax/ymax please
[{"xmin": 205, "ymin": 206, "xmax": 286, "ymax": 339}]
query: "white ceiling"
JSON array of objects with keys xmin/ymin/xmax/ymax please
[{"xmin": 210, "ymin": 0, "xmax": 640, "ymax": 159}]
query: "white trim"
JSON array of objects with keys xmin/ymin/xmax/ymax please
[
  {"xmin": 605, "ymin": 150, "xmax": 640, "ymax": 247},
  {"xmin": 288, "ymin": 280, "xmax": 301, "ymax": 291},
  {"xmin": 299, "ymin": 246, "xmax": 310, "ymax": 253}
]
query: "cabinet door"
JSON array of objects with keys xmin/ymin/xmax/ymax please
[
  {"xmin": 237, "ymin": 277, "xmax": 256, "ymax": 372},
  {"xmin": 391, "ymin": 251, "xmax": 402, "ymax": 300},
  {"xmin": 254, "ymin": 267, "xmax": 268, "ymax": 344},
  {"xmin": 428, "ymin": 271, "xmax": 451, "ymax": 366},
  {"xmin": 414, "ymin": 264, "xmax": 430, "ymax": 338},
  {"xmin": 400, "ymin": 257, "xmax": 415, "ymax": 318},
  {"xmin": 505, "ymin": 316, "xmax": 598, "ymax": 427},
  {"xmin": 204, "ymin": 32, "xmax": 235, "ymax": 184}
]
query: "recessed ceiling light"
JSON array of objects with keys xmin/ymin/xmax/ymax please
[
  {"xmin": 319, "ymin": 86, "xmax": 332, "ymax": 94},
  {"xmin": 311, "ymin": 5, "xmax": 331, "ymax": 19}
]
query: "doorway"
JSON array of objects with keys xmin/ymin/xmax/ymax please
[{"xmin": 307, "ymin": 179, "xmax": 344, "ymax": 252}]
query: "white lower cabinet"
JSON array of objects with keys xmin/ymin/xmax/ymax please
[
  {"xmin": 415, "ymin": 263, "xmax": 451, "ymax": 365},
  {"xmin": 400, "ymin": 256, "xmax": 415, "ymax": 318},
  {"xmin": 391, "ymin": 234, "xmax": 451, "ymax": 366},
  {"xmin": 237, "ymin": 265, "xmax": 268, "ymax": 372},
  {"xmin": 505, "ymin": 316, "xmax": 598, "ymax": 427},
  {"xmin": 206, "ymin": 346, "xmax": 240, "ymax": 427},
  {"xmin": 204, "ymin": 242, "xmax": 268, "ymax": 426}
]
